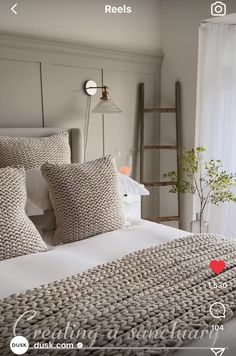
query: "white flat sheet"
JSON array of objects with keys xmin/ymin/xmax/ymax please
[
  {"xmin": 1, "ymin": 220, "xmax": 235, "ymax": 355},
  {"xmin": 0, "ymin": 220, "xmax": 189, "ymax": 299}
]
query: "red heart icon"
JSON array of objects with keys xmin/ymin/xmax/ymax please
[{"xmin": 209, "ymin": 260, "xmax": 226, "ymax": 275}]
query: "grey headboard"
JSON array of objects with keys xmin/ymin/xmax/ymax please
[{"xmin": 0, "ymin": 128, "xmax": 84, "ymax": 164}]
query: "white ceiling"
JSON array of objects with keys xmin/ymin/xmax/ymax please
[{"xmin": 0, "ymin": 0, "xmax": 162, "ymax": 55}]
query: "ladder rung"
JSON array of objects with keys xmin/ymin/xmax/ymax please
[
  {"xmin": 147, "ymin": 216, "xmax": 180, "ymax": 222},
  {"xmin": 143, "ymin": 145, "xmax": 177, "ymax": 150},
  {"xmin": 144, "ymin": 108, "xmax": 176, "ymax": 113},
  {"xmin": 143, "ymin": 181, "xmax": 177, "ymax": 187}
]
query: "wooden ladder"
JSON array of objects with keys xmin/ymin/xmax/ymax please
[{"xmin": 140, "ymin": 82, "xmax": 182, "ymax": 228}]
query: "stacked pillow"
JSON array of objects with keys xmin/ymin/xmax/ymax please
[
  {"xmin": 41, "ymin": 156, "xmax": 125, "ymax": 245},
  {"xmin": 0, "ymin": 167, "xmax": 47, "ymax": 260},
  {"xmin": 0, "ymin": 131, "xmax": 71, "ymax": 169},
  {"xmin": 0, "ymin": 131, "xmax": 71, "ymax": 260},
  {"xmin": 0, "ymin": 130, "xmax": 149, "ymax": 259},
  {"xmin": 118, "ymin": 173, "xmax": 149, "ymax": 196},
  {"xmin": 0, "ymin": 131, "xmax": 71, "ymax": 218},
  {"xmin": 25, "ymin": 168, "xmax": 150, "ymax": 217}
]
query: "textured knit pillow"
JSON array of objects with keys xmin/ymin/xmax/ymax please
[
  {"xmin": 41, "ymin": 156, "xmax": 125, "ymax": 245},
  {"xmin": 0, "ymin": 131, "xmax": 71, "ymax": 169},
  {"xmin": 0, "ymin": 167, "xmax": 47, "ymax": 260}
]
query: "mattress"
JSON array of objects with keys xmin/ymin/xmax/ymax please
[{"xmin": 1, "ymin": 220, "xmax": 235, "ymax": 355}]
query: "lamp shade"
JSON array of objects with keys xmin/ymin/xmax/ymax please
[{"xmin": 92, "ymin": 98, "xmax": 122, "ymax": 114}]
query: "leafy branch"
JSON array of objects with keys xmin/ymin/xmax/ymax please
[{"xmin": 163, "ymin": 147, "xmax": 236, "ymax": 217}]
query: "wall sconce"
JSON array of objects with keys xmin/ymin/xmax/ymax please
[
  {"xmin": 84, "ymin": 80, "xmax": 122, "ymax": 158},
  {"xmin": 84, "ymin": 80, "xmax": 122, "ymax": 113}
]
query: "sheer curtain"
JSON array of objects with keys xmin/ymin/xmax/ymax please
[{"xmin": 196, "ymin": 22, "xmax": 236, "ymax": 238}]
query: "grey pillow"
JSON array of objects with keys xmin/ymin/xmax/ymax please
[
  {"xmin": 0, "ymin": 131, "xmax": 71, "ymax": 232},
  {"xmin": 0, "ymin": 167, "xmax": 47, "ymax": 260},
  {"xmin": 0, "ymin": 131, "xmax": 71, "ymax": 169},
  {"xmin": 41, "ymin": 156, "xmax": 125, "ymax": 245}
]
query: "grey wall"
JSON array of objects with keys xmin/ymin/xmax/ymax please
[{"xmin": 0, "ymin": 35, "xmax": 162, "ymax": 217}]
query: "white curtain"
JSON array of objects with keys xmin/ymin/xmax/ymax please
[{"xmin": 196, "ymin": 22, "xmax": 236, "ymax": 238}]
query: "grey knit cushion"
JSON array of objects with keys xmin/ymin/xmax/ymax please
[
  {"xmin": 0, "ymin": 167, "xmax": 47, "ymax": 260},
  {"xmin": 0, "ymin": 131, "xmax": 71, "ymax": 169},
  {"xmin": 41, "ymin": 156, "xmax": 125, "ymax": 245}
]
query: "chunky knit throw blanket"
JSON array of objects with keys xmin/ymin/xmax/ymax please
[{"xmin": 1, "ymin": 234, "xmax": 236, "ymax": 356}]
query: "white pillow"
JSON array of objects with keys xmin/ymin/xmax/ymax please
[
  {"xmin": 25, "ymin": 167, "xmax": 52, "ymax": 216},
  {"xmin": 25, "ymin": 168, "xmax": 149, "ymax": 217},
  {"xmin": 118, "ymin": 173, "xmax": 149, "ymax": 196},
  {"xmin": 25, "ymin": 198, "xmax": 44, "ymax": 216}
]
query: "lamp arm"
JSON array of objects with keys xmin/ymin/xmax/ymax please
[{"xmin": 86, "ymin": 86, "xmax": 108, "ymax": 89}]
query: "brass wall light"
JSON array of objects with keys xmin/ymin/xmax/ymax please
[
  {"xmin": 84, "ymin": 80, "xmax": 122, "ymax": 113},
  {"xmin": 84, "ymin": 80, "xmax": 122, "ymax": 158}
]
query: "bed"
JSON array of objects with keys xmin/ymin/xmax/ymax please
[{"xmin": 0, "ymin": 128, "xmax": 236, "ymax": 356}]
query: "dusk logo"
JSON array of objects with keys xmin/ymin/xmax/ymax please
[{"xmin": 10, "ymin": 336, "xmax": 29, "ymax": 355}]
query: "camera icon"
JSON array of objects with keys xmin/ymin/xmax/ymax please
[{"xmin": 211, "ymin": 1, "xmax": 226, "ymax": 16}]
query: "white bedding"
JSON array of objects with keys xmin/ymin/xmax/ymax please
[
  {"xmin": 1, "ymin": 220, "xmax": 235, "ymax": 355},
  {"xmin": 0, "ymin": 220, "xmax": 188, "ymax": 299}
]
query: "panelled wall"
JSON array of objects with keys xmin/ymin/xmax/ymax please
[{"xmin": 0, "ymin": 35, "xmax": 162, "ymax": 217}]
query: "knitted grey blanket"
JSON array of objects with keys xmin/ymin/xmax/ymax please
[{"xmin": 1, "ymin": 234, "xmax": 236, "ymax": 356}]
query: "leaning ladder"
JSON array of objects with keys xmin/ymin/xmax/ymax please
[{"xmin": 140, "ymin": 82, "xmax": 182, "ymax": 228}]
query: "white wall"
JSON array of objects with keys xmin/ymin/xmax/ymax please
[
  {"xmin": 0, "ymin": 0, "xmax": 163, "ymax": 218},
  {"xmin": 159, "ymin": 0, "xmax": 236, "ymax": 231},
  {"xmin": 0, "ymin": 0, "xmax": 161, "ymax": 55},
  {"xmin": 0, "ymin": 35, "xmax": 162, "ymax": 217}
]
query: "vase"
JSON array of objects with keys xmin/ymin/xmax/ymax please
[
  {"xmin": 190, "ymin": 213, "xmax": 209, "ymax": 233},
  {"xmin": 114, "ymin": 149, "xmax": 134, "ymax": 176}
]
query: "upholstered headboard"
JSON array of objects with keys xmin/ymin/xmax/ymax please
[{"xmin": 0, "ymin": 128, "xmax": 84, "ymax": 164}]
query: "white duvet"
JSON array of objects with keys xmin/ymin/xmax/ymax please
[
  {"xmin": 0, "ymin": 220, "xmax": 189, "ymax": 299},
  {"xmin": 0, "ymin": 220, "xmax": 235, "ymax": 355}
]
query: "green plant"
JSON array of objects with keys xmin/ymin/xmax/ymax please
[{"xmin": 164, "ymin": 147, "xmax": 236, "ymax": 218}]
